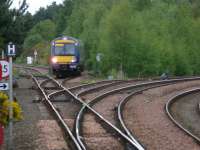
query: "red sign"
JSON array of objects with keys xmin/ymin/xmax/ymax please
[{"xmin": 0, "ymin": 60, "xmax": 9, "ymax": 78}]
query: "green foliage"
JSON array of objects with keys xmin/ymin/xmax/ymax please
[
  {"xmin": 63, "ymin": 1, "xmax": 85, "ymax": 37},
  {"xmin": 98, "ymin": 0, "xmax": 159, "ymax": 76},
  {"xmin": 23, "ymin": 34, "xmax": 43, "ymax": 50},
  {"xmin": 32, "ymin": 42, "xmax": 50, "ymax": 65},
  {"xmin": 33, "ymin": 2, "xmax": 61, "ymax": 24},
  {"xmin": 0, "ymin": 92, "xmax": 23, "ymax": 127},
  {"xmin": 61, "ymin": 0, "xmax": 200, "ymax": 77},
  {"xmin": 0, "ymin": 0, "xmax": 30, "ymax": 54},
  {"xmin": 21, "ymin": 19, "xmax": 55, "ymax": 63},
  {"xmin": 55, "ymin": 0, "xmax": 74, "ymax": 35},
  {"xmin": 13, "ymin": 0, "xmax": 200, "ymax": 77},
  {"xmin": 29, "ymin": 19, "xmax": 56, "ymax": 41}
]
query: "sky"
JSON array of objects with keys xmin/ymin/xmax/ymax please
[{"xmin": 11, "ymin": 0, "xmax": 64, "ymax": 14}]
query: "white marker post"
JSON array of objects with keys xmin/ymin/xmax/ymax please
[
  {"xmin": 34, "ymin": 49, "xmax": 37, "ymax": 64},
  {"xmin": 7, "ymin": 42, "xmax": 15, "ymax": 150},
  {"xmin": 96, "ymin": 53, "xmax": 102, "ymax": 76}
]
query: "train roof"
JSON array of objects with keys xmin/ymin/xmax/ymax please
[{"xmin": 52, "ymin": 36, "xmax": 79, "ymax": 44}]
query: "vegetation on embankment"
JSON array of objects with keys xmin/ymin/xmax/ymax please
[
  {"xmin": 1, "ymin": 0, "xmax": 200, "ymax": 77},
  {"xmin": 0, "ymin": 92, "xmax": 23, "ymax": 127}
]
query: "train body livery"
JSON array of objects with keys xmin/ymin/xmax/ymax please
[{"xmin": 50, "ymin": 36, "xmax": 84, "ymax": 77}]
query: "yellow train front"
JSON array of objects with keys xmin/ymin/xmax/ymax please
[{"xmin": 50, "ymin": 36, "xmax": 83, "ymax": 77}]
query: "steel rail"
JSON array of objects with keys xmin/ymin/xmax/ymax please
[
  {"xmin": 48, "ymin": 80, "xmax": 130, "ymax": 102},
  {"xmin": 47, "ymin": 80, "xmax": 131, "ymax": 149},
  {"xmin": 68, "ymin": 78, "xmax": 148, "ymax": 94},
  {"xmin": 28, "ymin": 72, "xmax": 83, "ymax": 150},
  {"xmin": 23, "ymin": 66, "xmax": 200, "ymax": 149},
  {"xmin": 117, "ymin": 83, "xmax": 177, "ymax": 150},
  {"xmin": 40, "ymin": 78, "xmax": 63, "ymax": 91},
  {"xmin": 75, "ymin": 82, "xmax": 168, "ymax": 150},
  {"xmin": 76, "ymin": 80, "xmax": 139, "ymax": 97},
  {"xmin": 48, "ymin": 89, "xmax": 66, "ymax": 99},
  {"xmin": 47, "ymin": 75, "xmax": 141, "ymax": 149},
  {"xmin": 40, "ymin": 79, "xmax": 57, "ymax": 88},
  {"xmin": 165, "ymin": 88, "xmax": 200, "ymax": 143},
  {"xmin": 61, "ymin": 76, "xmax": 79, "ymax": 85},
  {"xmin": 68, "ymin": 79, "xmax": 123, "ymax": 93},
  {"xmin": 75, "ymin": 77, "xmax": 200, "ymax": 150}
]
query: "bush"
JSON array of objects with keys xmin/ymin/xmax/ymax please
[{"xmin": 0, "ymin": 92, "xmax": 23, "ymax": 127}]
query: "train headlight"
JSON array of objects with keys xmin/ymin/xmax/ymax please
[
  {"xmin": 51, "ymin": 57, "xmax": 58, "ymax": 63},
  {"xmin": 71, "ymin": 57, "xmax": 77, "ymax": 63}
]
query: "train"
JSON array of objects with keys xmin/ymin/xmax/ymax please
[{"xmin": 49, "ymin": 36, "xmax": 84, "ymax": 77}]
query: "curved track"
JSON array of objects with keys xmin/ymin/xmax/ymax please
[
  {"xmin": 76, "ymin": 80, "xmax": 145, "ymax": 150},
  {"xmin": 16, "ymin": 66, "xmax": 200, "ymax": 149},
  {"xmin": 166, "ymin": 88, "xmax": 200, "ymax": 143},
  {"xmin": 121, "ymin": 80, "xmax": 200, "ymax": 149},
  {"xmin": 22, "ymin": 66, "xmax": 140, "ymax": 150},
  {"xmin": 75, "ymin": 77, "xmax": 200, "ymax": 150}
]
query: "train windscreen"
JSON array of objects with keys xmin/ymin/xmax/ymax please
[{"xmin": 53, "ymin": 44, "xmax": 75, "ymax": 56}]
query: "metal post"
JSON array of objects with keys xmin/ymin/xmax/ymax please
[
  {"xmin": 2, "ymin": 50, "xmax": 4, "ymax": 59},
  {"xmin": 8, "ymin": 56, "xmax": 13, "ymax": 150}
]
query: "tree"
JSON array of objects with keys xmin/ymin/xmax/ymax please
[
  {"xmin": 23, "ymin": 34, "xmax": 43, "ymax": 50},
  {"xmin": 18, "ymin": 0, "xmax": 200, "ymax": 77},
  {"xmin": 33, "ymin": 2, "xmax": 61, "ymax": 24},
  {"xmin": 0, "ymin": 0, "xmax": 13, "ymax": 48},
  {"xmin": 99, "ymin": 0, "xmax": 134, "ymax": 75},
  {"xmin": 0, "ymin": 0, "xmax": 29, "ymax": 55},
  {"xmin": 55, "ymin": 0, "xmax": 74, "ymax": 35},
  {"xmin": 29, "ymin": 19, "xmax": 56, "ymax": 41}
]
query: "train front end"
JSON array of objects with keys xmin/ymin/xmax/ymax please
[{"xmin": 50, "ymin": 37, "xmax": 82, "ymax": 76}]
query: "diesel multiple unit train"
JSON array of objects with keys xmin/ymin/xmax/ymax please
[{"xmin": 49, "ymin": 36, "xmax": 84, "ymax": 77}]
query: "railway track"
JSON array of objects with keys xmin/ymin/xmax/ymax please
[
  {"xmin": 121, "ymin": 80, "xmax": 200, "ymax": 149},
  {"xmin": 17, "ymin": 66, "xmax": 200, "ymax": 149},
  {"xmin": 75, "ymin": 80, "xmax": 145, "ymax": 150},
  {"xmin": 25, "ymin": 68, "xmax": 82, "ymax": 149},
  {"xmin": 74, "ymin": 77, "xmax": 200, "ymax": 149},
  {"xmin": 21, "ymin": 67, "xmax": 140, "ymax": 149},
  {"xmin": 166, "ymin": 88, "xmax": 200, "ymax": 143}
]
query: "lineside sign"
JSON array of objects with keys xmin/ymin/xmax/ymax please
[
  {"xmin": 0, "ymin": 83, "xmax": 9, "ymax": 90},
  {"xmin": 0, "ymin": 60, "xmax": 9, "ymax": 78}
]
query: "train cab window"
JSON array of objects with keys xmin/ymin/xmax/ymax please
[{"xmin": 54, "ymin": 44, "xmax": 76, "ymax": 55}]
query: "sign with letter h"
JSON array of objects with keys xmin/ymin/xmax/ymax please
[{"xmin": 7, "ymin": 42, "xmax": 16, "ymax": 56}]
